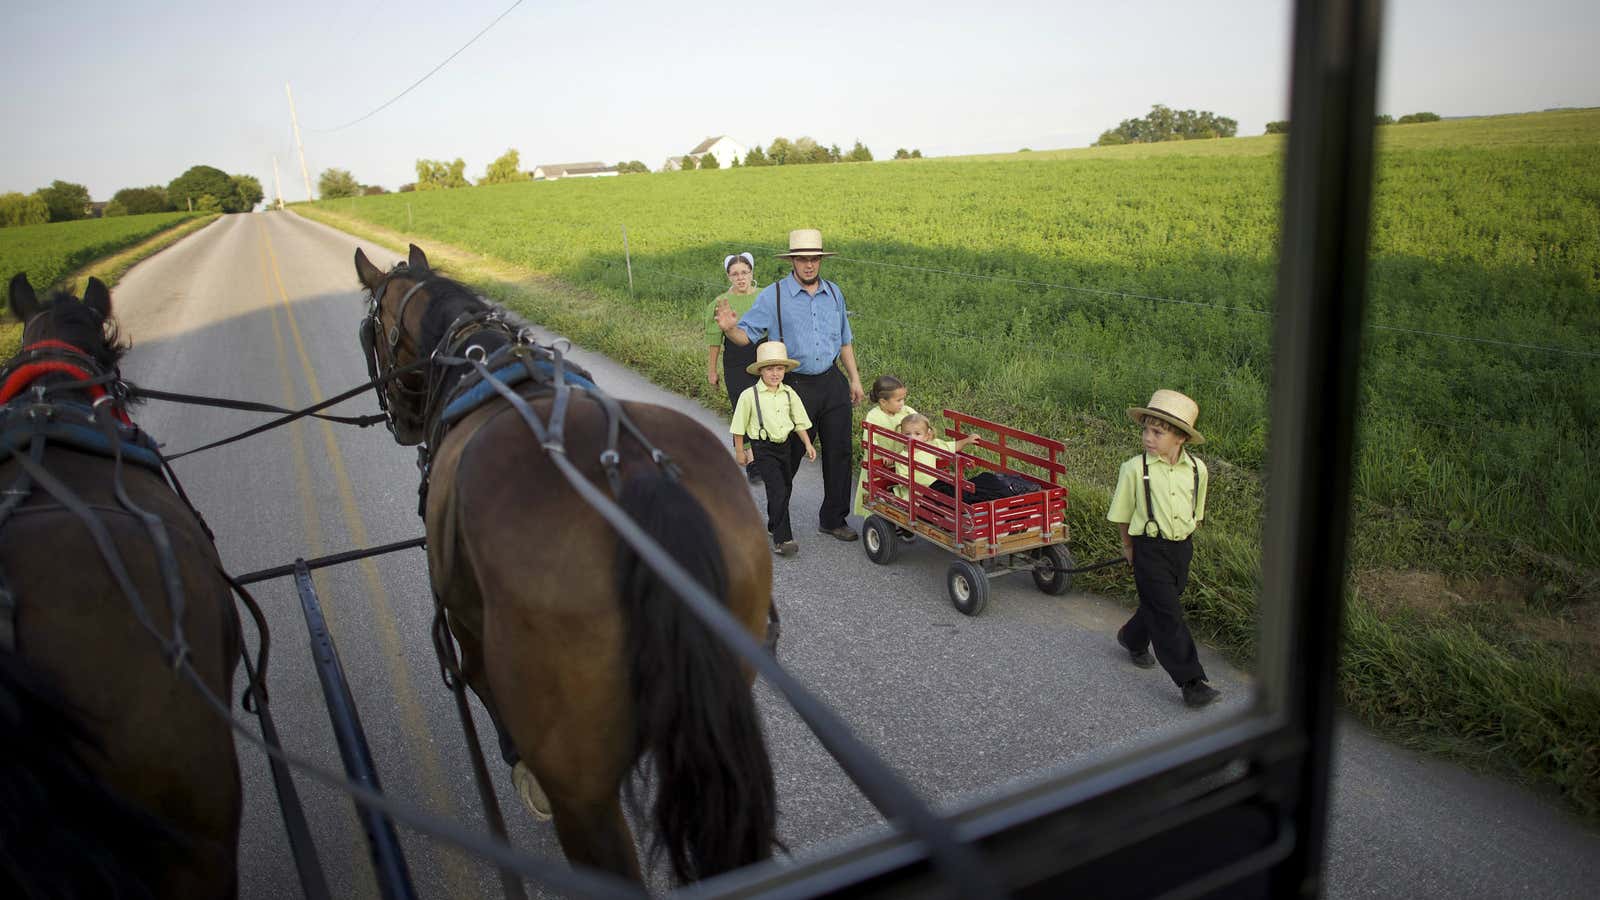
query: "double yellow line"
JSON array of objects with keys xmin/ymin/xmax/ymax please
[{"xmin": 254, "ymin": 218, "xmax": 477, "ymax": 897}]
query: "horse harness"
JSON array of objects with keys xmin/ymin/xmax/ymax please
[
  {"xmin": 0, "ymin": 341, "xmax": 207, "ymax": 659},
  {"xmin": 361, "ymin": 264, "xmax": 684, "ymax": 517},
  {"xmin": 1139, "ymin": 451, "xmax": 1201, "ymax": 540}
]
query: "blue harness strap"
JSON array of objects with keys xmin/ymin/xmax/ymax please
[
  {"xmin": 439, "ymin": 357, "xmax": 598, "ymax": 427},
  {"xmin": 0, "ymin": 402, "xmax": 166, "ymax": 472}
]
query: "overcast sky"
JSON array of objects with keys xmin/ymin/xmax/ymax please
[{"xmin": 2, "ymin": 0, "xmax": 1596, "ymax": 201}]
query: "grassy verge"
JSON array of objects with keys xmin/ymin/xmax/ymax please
[
  {"xmin": 299, "ymin": 204, "xmax": 1600, "ymax": 820},
  {"xmin": 1, "ymin": 213, "xmax": 220, "ymax": 359}
]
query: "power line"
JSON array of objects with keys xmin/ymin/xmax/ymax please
[{"xmin": 310, "ymin": 0, "xmax": 526, "ymax": 134}]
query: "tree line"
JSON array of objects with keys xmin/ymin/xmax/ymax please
[
  {"xmin": 1094, "ymin": 104, "xmax": 1239, "ymax": 146},
  {"xmin": 0, "ymin": 166, "xmax": 263, "ymax": 228},
  {"xmin": 1265, "ymin": 111, "xmax": 1441, "ymax": 134}
]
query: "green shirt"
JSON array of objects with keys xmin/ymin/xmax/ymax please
[
  {"xmin": 705, "ymin": 289, "xmax": 760, "ymax": 347},
  {"xmin": 1107, "ymin": 450, "xmax": 1208, "ymax": 541},
  {"xmin": 729, "ymin": 383, "xmax": 813, "ymax": 443}
]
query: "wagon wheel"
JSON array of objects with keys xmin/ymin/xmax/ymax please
[
  {"xmin": 862, "ymin": 515, "xmax": 899, "ymax": 565},
  {"xmin": 1031, "ymin": 544, "xmax": 1074, "ymax": 596},
  {"xmin": 947, "ymin": 559, "xmax": 990, "ymax": 616}
]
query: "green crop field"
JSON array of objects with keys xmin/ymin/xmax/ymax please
[
  {"xmin": 305, "ymin": 108, "xmax": 1600, "ymax": 816},
  {"xmin": 0, "ymin": 211, "xmax": 208, "ymax": 356}
]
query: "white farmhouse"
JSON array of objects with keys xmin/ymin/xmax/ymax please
[
  {"xmin": 530, "ymin": 162, "xmax": 618, "ymax": 181},
  {"xmin": 662, "ymin": 136, "xmax": 748, "ymax": 171}
]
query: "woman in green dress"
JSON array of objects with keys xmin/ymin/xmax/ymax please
[{"xmin": 706, "ymin": 252, "xmax": 762, "ymax": 482}]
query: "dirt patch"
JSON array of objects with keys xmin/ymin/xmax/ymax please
[{"xmin": 1358, "ymin": 568, "xmax": 1600, "ymax": 673}]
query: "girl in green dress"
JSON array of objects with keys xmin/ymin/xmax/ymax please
[
  {"xmin": 854, "ymin": 374, "xmax": 917, "ymax": 518},
  {"xmin": 705, "ymin": 252, "xmax": 761, "ymax": 481}
]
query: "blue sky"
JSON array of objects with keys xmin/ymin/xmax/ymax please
[{"xmin": 1, "ymin": 0, "xmax": 1596, "ymax": 201}]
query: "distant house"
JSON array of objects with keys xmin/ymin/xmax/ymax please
[
  {"xmin": 529, "ymin": 161, "xmax": 617, "ymax": 181},
  {"xmin": 662, "ymin": 135, "xmax": 748, "ymax": 171}
]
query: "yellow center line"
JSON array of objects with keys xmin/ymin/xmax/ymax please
[
  {"xmin": 257, "ymin": 219, "xmax": 477, "ymax": 896},
  {"xmin": 255, "ymin": 224, "xmax": 379, "ymax": 900}
]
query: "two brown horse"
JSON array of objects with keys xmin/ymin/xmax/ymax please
[
  {"xmin": 355, "ymin": 245, "xmax": 778, "ymax": 884},
  {"xmin": 0, "ymin": 275, "xmax": 241, "ymax": 898}
]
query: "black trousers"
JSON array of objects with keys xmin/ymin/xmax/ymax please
[
  {"xmin": 750, "ymin": 436, "xmax": 805, "ymax": 542},
  {"xmin": 720, "ymin": 339, "xmax": 758, "ymax": 408},
  {"xmin": 1121, "ymin": 535, "xmax": 1207, "ymax": 686},
  {"xmin": 784, "ymin": 366, "xmax": 852, "ymax": 530}
]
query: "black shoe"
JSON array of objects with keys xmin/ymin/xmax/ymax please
[
  {"xmin": 817, "ymin": 525, "xmax": 859, "ymax": 542},
  {"xmin": 773, "ymin": 539, "xmax": 798, "ymax": 557},
  {"xmin": 1116, "ymin": 628, "xmax": 1157, "ymax": 669},
  {"xmin": 1182, "ymin": 679, "xmax": 1221, "ymax": 708}
]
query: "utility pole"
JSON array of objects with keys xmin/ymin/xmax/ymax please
[
  {"xmin": 272, "ymin": 155, "xmax": 286, "ymax": 210},
  {"xmin": 286, "ymin": 83, "xmax": 313, "ymax": 201}
]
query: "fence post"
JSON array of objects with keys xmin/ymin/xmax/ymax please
[
  {"xmin": 406, "ymin": 202, "xmax": 413, "ymax": 231},
  {"xmin": 621, "ymin": 224, "xmax": 635, "ymax": 298}
]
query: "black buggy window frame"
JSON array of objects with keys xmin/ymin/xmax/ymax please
[{"xmin": 688, "ymin": 0, "xmax": 1383, "ymax": 895}]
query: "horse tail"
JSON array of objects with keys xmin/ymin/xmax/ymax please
[
  {"xmin": 617, "ymin": 473, "xmax": 777, "ymax": 884},
  {"xmin": 0, "ymin": 649, "xmax": 177, "ymax": 900}
]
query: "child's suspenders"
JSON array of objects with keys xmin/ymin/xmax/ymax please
[
  {"xmin": 751, "ymin": 386, "xmax": 801, "ymax": 443},
  {"xmin": 1140, "ymin": 453, "xmax": 1200, "ymax": 539}
]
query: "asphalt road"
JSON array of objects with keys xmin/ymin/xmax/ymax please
[{"xmin": 98, "ymin": 211, "xmax": 1597, "ymax": 898}]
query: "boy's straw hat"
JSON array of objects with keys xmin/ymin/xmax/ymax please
[
  {"xmin": 1127, "ymin": 389, "xmax": 1205, "ymax": 444},
  {"xmin": 747, "ymin": 341, "xmax": 801, "ymax": 374},
  {"xmin": 775, "ymin": 228, "xmax": 837, "ymax": 258}
]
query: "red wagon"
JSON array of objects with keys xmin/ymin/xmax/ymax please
[{"xmin": 859, "ymin": 409, "xmax": 1074, "ymax": 615}]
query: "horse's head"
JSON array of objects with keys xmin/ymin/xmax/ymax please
[
  {"xmin": 8, "ymin": 273, "xmax": 126, "ymax": 372},
  {"xmin": 355, "ymin": 243, "xmax": 466, "ymax": 445}
]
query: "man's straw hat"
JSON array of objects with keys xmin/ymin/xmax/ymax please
[
  {"xmin": 747, "ymin": 340, "xmax": 801, "ymax": 375},
  {"xmin": 1127, "ymin": 389, "xmax": 1205, "ymax": 444},
  {"xmin": 775, "ymin": 228, "xmax": 836, "ymax": 258}
]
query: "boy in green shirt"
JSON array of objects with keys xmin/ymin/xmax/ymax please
[
  {"xmin": 731, "ymin": 341, "xmax": 817, "ymax": 556},
  {"xmin": 1106, "ymin": 390, "xmax": 1220, "ymax": 708}
]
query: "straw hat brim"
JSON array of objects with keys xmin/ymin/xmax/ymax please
[
  {"xmin": 1126, "ymin": 406, "xmax": 1206, "ymax": 444},
  {"xmin": 775, "ymin": 250, "xmax": 837, "ymax": 258},
  {"xmin": 747, "ymin": 357, "xmax": 801, "ymax": 375}
]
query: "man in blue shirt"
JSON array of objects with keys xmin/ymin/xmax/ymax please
[{"xmin": 715, "ymin": 229, "xmax": 866, "ymax": 540}]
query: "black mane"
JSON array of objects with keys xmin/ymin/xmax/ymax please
[
  {"xmin": 38, "ymin": 290, "xmax": 129, "ymax": 371},
  {"xmin": 416, "ymin": 273, "xmax": 491, "ymax": 355}
]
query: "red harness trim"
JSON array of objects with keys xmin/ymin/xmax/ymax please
[{"xmin": 0, "ymin": 340, "xmax": 132, "ymax": 424}]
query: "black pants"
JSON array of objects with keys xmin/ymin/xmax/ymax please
[
  {"xmin": 784, "ymin": 366, "xmax": 852, "ymax": 530},
  {"xmin": 1121, "ymin": 535, "xmax": 1207, "ymax": 686},
  {"xmin": 750, "ymin": 436, "xmax": 805, "ymax": 542}
]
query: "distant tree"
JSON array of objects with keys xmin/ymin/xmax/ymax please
[
  {"xmin": 699, "ymin": 151, "xmax": 721, "ymax": 169},
  {"xmin": 1396, "ymin": 111, "xmax": 1441, "ymax": 124},
  {"xmin": 0, "ymin": 191, "xmax": 50, "ymax": 227},
  {"xmin": 910, "ymin": 149, "xmax": 922, "ymax": 158},
  {"xmin": 35, "ymin": 180, "xmax": 92, "ymax": 222},
  {"xmin": 319, "ymin": 168, "xmax": 359, "ymax": 199},
  {"xmin": 730, "ymin": 156, "xmax": 741, "ymax": 168},
  {"xmin": 679, "ymin": 154, "xmax": 697, "ymax": 171},
  {"xmin": 615, "ymin": 160, "xmax": 649, "ymax": 174},
  {"xmin": 767, "ymin": 137, "xmax": 795, "ymax": 166},
  {"xmin": 792, "ymin": 136, "xmax": 821, "ymax": 165},
  {"xmin": 110, "ymin": 185, "xmax": 170, "ymax": 215},
  {"xmin": 1265, "ymin": 120, "xmax": 1291, "ymax": 134},
  {"xmin": 893, "ymin": 148, "xmax": 910, "ymax": 159},
  {"xmin": 397, "ymin": 183, "xmax": 416, "ymax": 193},
  {"xmin": 362, "ymin": 185, "xmax": 388, "ymax": 195},
  {"xmin": 415, "ymin": 158, "xmax": 469, "ymax": 190},
  {"xmin": 481, "ymin": 148, "xmax": 531, "ymax": 185},
  {"xmin": 743, "ymin": 145, "xmax": 769, "ymax": 166},
  {"xmin": 195, "ymin": 194, "xmax": 222, "ymax": 213},
  {"xmin": 103, "ymin": 200, "xmax": 128, "ymax": 217},
  {"xmin": 846, "ymin": 140, "xmax": 873, "ymax": 162},
  {"xmin": 1093, "ymin": 104, "xmax": 1238, "ymax": 145},
  {"xmin": 230, "ymin": 175, "xmax": 263, "ymax": 211},
  {"xmin": 827, "ymin": 144, "xmax": 843, "ymax": 163},
  {"xmin": 1018, "ymin": 148, "xmax": 1032, "ymax": 153},
  {"xmin": 168, "ymin": 166, "xmax": 234, "ymax": 212}
]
